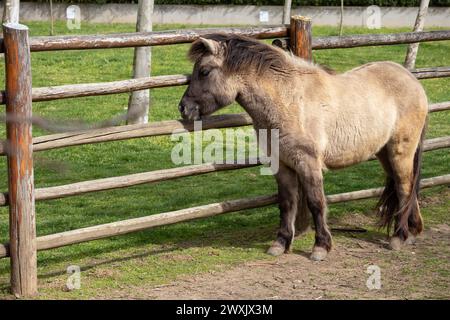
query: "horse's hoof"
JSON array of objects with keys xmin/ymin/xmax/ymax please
[
  {"xmin": 404, "ymin": 233, "xmax": 416, "ymax": 245},
  {"xmin": 389, "ymin": 237, "xmax": 403, "ymax": 251},
  {"xmin": 310, "ymin": 247, "xmax": 328, "ymax": 261},
  {"xmin": 267, "ymin": 242, "xmax": 285, "ymax": 257}
]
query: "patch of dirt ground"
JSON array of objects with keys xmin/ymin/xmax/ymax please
[{"xmin": 98, "ymin": 223, "xmax": 450, "ymax": 300}]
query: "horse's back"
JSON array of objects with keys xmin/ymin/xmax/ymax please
[
  {"xmin": 344, "ymin": 61, "xmax": 428, "ymax": 114},
  {"xmin": 348, "ymin": 61, "xmax": 428, "ymax": 137}
]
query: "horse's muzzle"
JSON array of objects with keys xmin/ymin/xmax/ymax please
[{"xmin": 178, "ymin": 103, "xmax": 201, "ymax": 121}]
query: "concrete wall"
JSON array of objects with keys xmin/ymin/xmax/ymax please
[{"xmin": 3, "ymin": 3, "xmax": 450, "ymax": 27}]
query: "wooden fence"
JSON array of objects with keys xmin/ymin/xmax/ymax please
[{"xmin": 1, "ymin": 17, "xmax": 450, "ymax": 297}]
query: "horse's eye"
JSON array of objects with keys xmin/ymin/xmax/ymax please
[{"xmin": 199, "ymin": 69, "xmax": 210, "ymax": 77}]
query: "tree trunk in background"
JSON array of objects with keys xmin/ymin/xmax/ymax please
[
  {"xmin": 282, "ymin": 0, "xmax": 292, "ymax": 25},
  {"xmin": 339, "ymin": 0, "xmax": 344, "ymax": 36},
  {"xmin": 2, "ymin": 0, "xmax": 20, "ymax": 23},
  {"xmin": 404, "ymin": 0, "xmax": 430, "ymax": 69},
  {"xmin": 127, "ymin": 0, "xmax": 153, "ymax": 124},
  {"xmin": 49, "ymin": 0, "xmax": 54, "ymax": 36}
]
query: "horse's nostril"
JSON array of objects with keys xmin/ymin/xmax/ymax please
[{"xmin": 178, "ymin": 104, "xmax": 185, "ymax": 113}]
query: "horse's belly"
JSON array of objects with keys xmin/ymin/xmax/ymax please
[
  {"xmin": 323, "ymin": 124, "xmax": 394, "ymax": 169},
  {"xmin": 324, "ymin": 146, "xmax": 379, "ymax": 169}
]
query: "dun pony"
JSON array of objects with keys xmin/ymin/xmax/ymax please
[{"xmin": 179, "ymin": 34, "xmax": 428, "ymax": 261}]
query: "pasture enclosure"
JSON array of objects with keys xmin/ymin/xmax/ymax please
[{"xmin": 0, "ymin": 17, "xmax": 449, "ymax": 297}]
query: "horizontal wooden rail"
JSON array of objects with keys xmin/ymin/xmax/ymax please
[
  {"xmin": 0, "ymin": 26, "xmax": 289, "ymax": 53},
  {"xmin": 0, "ymin": 135, "xmax": 446, "ymax": 206},
  {"xmin": 1, "ymin": 67, "xmax": 448, "ymax": 105},
  {"xmin": 429, "ymin": 101, "xmax": 450, "ymax": 113},
  {"xmin": 364, "ymin": 136, "xmax": 450, "ymax": 161},
  {"xmin": 0, "ymin": 113, "xmax": 252, "ymax": 156},
  {"xmin": 412, "ymin": 66, "xmax": 450, "ymax": 79},
  {"xmin": 0, "ymin": 193, "xmax": 278, "ymax": 257},
  {"xmin": 0, "ymin": 111, "xmax": 448, "ymax": 157},
  {"xmin": 0, "ymin": 74, "xmax": 189, "ymax": 105},
  {"xmin": 0, "ymin": 28, "xmax": 447, "ymax": 53},
  {"xmin": 33, "ymin": 74, "xmax": 187, "ymax": 101},
  {"xmin": 0, "ymin": 173, "xmax": 448, "ymax": 258},
  {"xmin": 0, "ymin": 160, "xmax": 261, "ymax": 206},
  {"xmin": 325, "ymin": 174, "xmax": 450, "ymax": 204},
  {"xmin": 312, "ymin": 30, "xmax": 450, "ymax": 50},
  {"xmin": 422, "ymin": 136, "xmax": 450, "ymax": 152}
]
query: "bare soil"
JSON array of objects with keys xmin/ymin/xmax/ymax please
[{"xmin": 98, "ymin": 222, "xmax": 450, "ymax": 300}]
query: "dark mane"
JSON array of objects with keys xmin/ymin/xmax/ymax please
[
  {"xmin": 188, "ymin": 34, "xmax": 290, "ymax": 75},
  {"xmin": 189, "ymin": 33, "xmax": 336, "ymax": 75}
]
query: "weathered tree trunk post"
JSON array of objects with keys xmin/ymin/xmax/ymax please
[
  {"xmin": 2, "ymin": 0, "xmax": 20, "ymax": 24},
  {"xmin": 127, "ymin": 0, "xmax": 154, "ymax": 124},
  {"xmin": 339, "ymin": 0, "xmax": 344, "ymax": 36},
  {"xmin": 282, "ymin": 0, "xmax": 292, "ymax": 25},
  {"xmin": 49, "ymin": 0, "xmax": 54, "ymax": 36},
  {"xmin": 290, "ymin": 15, "xmax": 312, "ymax": 61},
  {"xmin": 404, "ymin": 0, "xmax": 430, "ymax": 69},
  {"xmin": 3, "ymin": 23, "xmax": 38, "ymax": 297}
]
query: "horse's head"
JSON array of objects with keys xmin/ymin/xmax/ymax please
[{"xmin": 179, "ymin": 36, "xmax": 239, "ymax": 120}]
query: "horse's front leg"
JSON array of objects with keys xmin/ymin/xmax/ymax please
[
  {"xmin": 267, "ymin": 162, "xmax": 299, "ymax": 256},
  {"xmin": 299, "ymin": 162, "xmax": 332, "ymax": 261},
  {"xmin": 280, "ymin": 137, "xmax": 332, "ymax": 261}
]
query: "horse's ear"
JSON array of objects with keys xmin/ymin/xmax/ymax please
[{"xmin": 198, "ymin": 37, "xmax": 220, "ymax": 56}]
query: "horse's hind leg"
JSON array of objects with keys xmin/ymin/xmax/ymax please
[
  {"xmin": 384, "ymin": 136, "xmax": 424, "ymax": 250},
  {"xmin": 388, "ymin": 152, "xmax": 423, "ymax": 249},
  {"xmin": 267, "ymin": 162, "xmax": 299, "ymax": 256}
]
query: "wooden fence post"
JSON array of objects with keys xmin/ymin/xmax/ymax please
[
  {"xmin": 3, "ymin": 23, "xmax": 38, "ymax": 297},
  {"xmin": 290, "ymin": 15, "xmax": 312, "ymax": 61}
]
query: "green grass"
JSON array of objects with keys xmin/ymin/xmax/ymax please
[{"xmin": 0, "ymin": 21, "xmax": 448, "ymax": 299}]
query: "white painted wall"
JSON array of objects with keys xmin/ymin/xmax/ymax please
[{"xmin": 2, "ymin": 3, "xmax": 450, "ymax": 27}]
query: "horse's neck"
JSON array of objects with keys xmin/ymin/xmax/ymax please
[
  {"xmin": 236, "ymin": 76, "xmax": 301, "ymax": 130},
  {"xmin": 236, "ymin": 82, "xmax": 277, "ymax": 129}
]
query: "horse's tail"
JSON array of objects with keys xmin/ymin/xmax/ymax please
[
  {"xmin": 376, "ymin": 175, "xmax": 398, "ymax": 235},
  {"xmin": 377, "ymin": 117, "xmax": 427, "ymax": 238}
]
